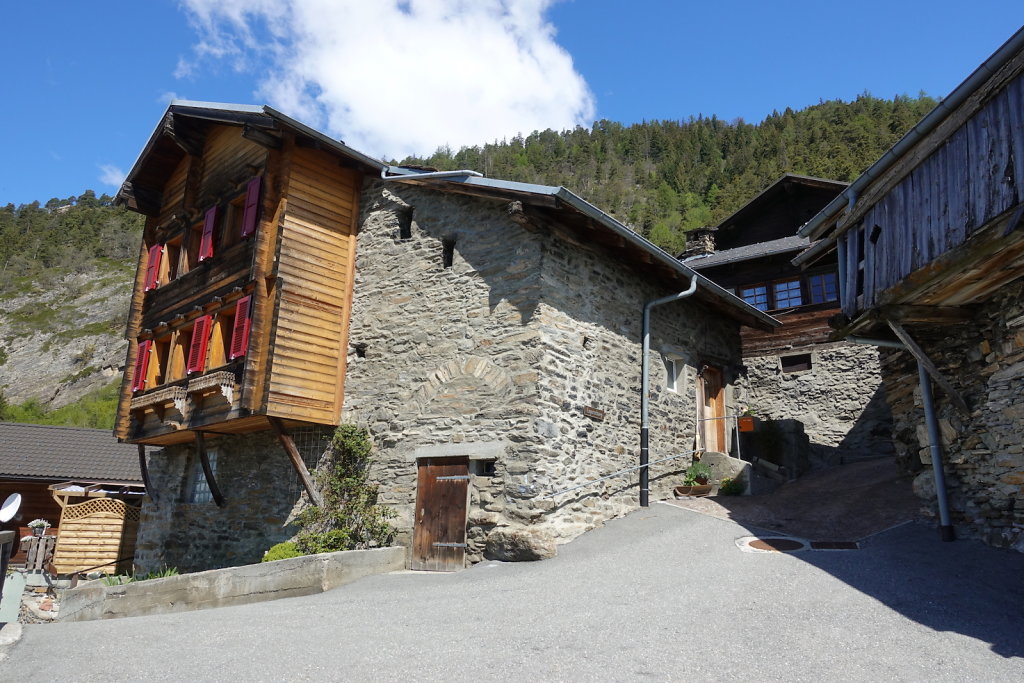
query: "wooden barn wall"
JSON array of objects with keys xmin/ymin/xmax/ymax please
[
  {"xmin": 51, "ymin": 497, "xmax": 140, "ymax": 575},
  {"xmin": 741, "ymin": 307, "xmax": 838, "ymax": 356},
  {"xmin": 197, "ymin": 125, "xmax": 267, "ymax": 209},
  {"xmin": 846, "ymin": 71, "xmax": 1024, "ymax": 316},
  {"xmin": 265, "ymin": 147, "xmax": 359, "ymax": 424}
]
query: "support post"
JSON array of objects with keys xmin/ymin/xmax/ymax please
[
  {"xmin": 137, "ymin": 444, "xmax": 157, "ymax": 508},
  {"xmin": 887, "ymin": 321, "xmax": 970, "ymax": 415},
  {"xmin": 918, "ymin": 363, "xmax": 956, "ymax": 542},
  {"xmin": 194, "ymin": 431, "xmax": 226, "ymax": 508},
  {"xmin": 269, "ymin": 417, "xmax": 325, "ymax": 508}
]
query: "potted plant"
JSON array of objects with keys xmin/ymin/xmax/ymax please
[
  {"xmin": 28, "ymin": 518, "xmax": 50, "ymax": 537},
  {"xmin": 674, "ymin": 461, "xmax": 714, "ymax": 497}
]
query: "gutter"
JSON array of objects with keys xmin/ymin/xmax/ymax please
[
  {"xmin": 639, "ymin": 276, "xmax": 698, "ymax": 507},
  {"xmin": 796, "ymin": 26, "xmax": 1024, "ymax": 244}
]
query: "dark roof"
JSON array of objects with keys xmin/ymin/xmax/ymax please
[
  {"xmin": 715, "ymin": 174, "xmax": 849, "ymax": 235},
  {"xmin": 0, "ymin": 422, "xmax": 143, "ymax": 483},
  {"xmin": 685, "ymin": 235, "xmax": 811, "ymax": 270}
]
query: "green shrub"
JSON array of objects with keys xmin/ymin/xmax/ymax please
[
  {"xmin": 262, "ymin": 541, "xmax": 302, "ymax": 562},
  {"xmin": 684, "ymin": 461, "xmax": 713, "ymax": 486},
  {"xmin": 719, "ymin": 477, "xmax": 745, "ymax": 496}
]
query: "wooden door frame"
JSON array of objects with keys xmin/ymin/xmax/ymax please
[{"xmin": 697, "ymin": 363, "xmax": 727, "ymax": 453}]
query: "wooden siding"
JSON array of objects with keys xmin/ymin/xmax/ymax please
[
  {"xmin": 197, "ymin": 125, "xmax": 267, "ymax": 208},
  {"xmin": 157, "ymin": 155, "xmax": 189, "ymax": 228},
  {"xmin": 51, "ymin": 497, "xmax": 139, "ymax": 575},
  {"xmin": 0, "ymin": 480, "xmax": 62, "ymax": 564},
  {"xmin": 741, "ymin": 307, "xmax": 839, "ymax": 357},
  {"xmin": 265, "ymin": 147, "xmax": 359, "ymax": 424},
  {"xmin": 843, "ymin": 69, "xmax": 1024, "ymax": 317}
]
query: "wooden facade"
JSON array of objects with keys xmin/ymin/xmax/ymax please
[
  {"xmin": 690, "ymin": 175, "xmax": 847, "ymax": 356},
  {"xmin": 115, "ymin": 104, "xmax": 374, "ymax": 446},
  {"xmin": 807, "ymin": 47, "xmax": 1024, "ymax": 333},
  {"xmin": 50, "ymin": 489, "xmax": 142, "ymax": 575}
]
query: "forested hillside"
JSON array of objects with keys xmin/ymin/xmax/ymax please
[
  {"xmin": 404, "ymin": 93, "xmax": 937, "ymax": 253},
  {"xmin": 0, "ymin": 93, "xmax": 936, "ymax": 427}
]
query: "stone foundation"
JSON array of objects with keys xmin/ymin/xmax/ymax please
[
  {"xmin": 881, "ymin": 280, "xmax": 1024, "ymax": 551},
  {"xmin": 134, "ymin": 430, "xmax": 325, "ymax": 573}
]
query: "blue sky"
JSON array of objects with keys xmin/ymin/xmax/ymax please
[{"xmin": 1, "ymin": 1, "xmax": 1022, "ymax": 206}]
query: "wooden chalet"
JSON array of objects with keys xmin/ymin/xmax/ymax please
[{"xmin": 687, "ymin": 174, "xmax": 848, "ymax": 358}]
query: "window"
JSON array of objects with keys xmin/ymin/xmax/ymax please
[
  {"xmin": 780, "ymin": 353, "xmax": 812, "ymax": 373},
  {"xmin": 739, "ymin": 285, "xmax": 769, "ymax": 311},
  {"xmin": 187, "ymin": 449, "xmax": 218, "ymax": 504},
  {"xmin": 442, "ymin": 238, "xmax": 456, "ymax": 268},
  {"xmin": 197, "ymin": 205, "xmax": 218, "ymax": 262},
  {"xmin": 144, "ymin": 244, "xmax": 163, "ymax": 291},
  {"xmin": 397, "ymin": 206, "xmax": 413, "ymax": 240},
  {"xmin": 663, "ymin": 354, "xmax": 685, "ymax": 393},
  {"xmin": 808, "ymin": 272, "xmax": 838, "ymax": 304},
  {"xmin": 772, "ymin": 278, "xmax": 803, "ymax": 309},
  {"xmin": 187, "ymin": 315, "xmax": 213, "ymax": 374},
  {"xmin": 240, "ymin": 176, "xmax": 262, "ymax": 239}
]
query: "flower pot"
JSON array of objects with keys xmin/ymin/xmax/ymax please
[
  {"xmin": 31, "ymin": 527, "xmax": 45, "ymax": 537},
  {"xmin": 674, "ymin": 484, "xmax": 713, "ymax": 498}
]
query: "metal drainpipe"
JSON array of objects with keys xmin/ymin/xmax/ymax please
[
  {"xmin": 846, "ymin": 336, "xmax": 955, "ymax": 541},
  {"xmin": 640, "ymin": 275, "xmax": 698, "ymax": 507}
]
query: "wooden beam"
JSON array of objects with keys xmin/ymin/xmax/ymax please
[
  {"xmin": 242, "ymin": 124, "xmax": 283, "ymax": 149},
  {"xmin": 163, "ymin": 114, "xmax": 203, "ymax": 157},
  {"xmin": 886, "ymin": 320, "xmax": 971, "ymax": 416},
  {"xmin": 116, "ymin": 182, "xmax": 162, "ymax": 216},
  {"xmin": 268, "ymin": 417, "xmax": 325, "ymax": 508},
  {"xmin": 878, "ymin": 305, "xmax": 972, "ymax": 325},
  {"xmin": 194, "ymin": 431, "xmax": 226, "ymax": 508},
  {"xmin": 137, "ymin": 445, "xmax": 157, "ymax": 507}
]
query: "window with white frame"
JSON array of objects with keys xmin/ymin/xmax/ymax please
[
  {"xmin": 663, "ymin": 354, "xmax": 685, "ymax": 393},
  {"xmin": 187, "ymin": 448, "xmax": 218, "ymax": 503}
]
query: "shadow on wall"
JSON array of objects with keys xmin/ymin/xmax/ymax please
[{"xmin": 834, "ymin": 382, "xmax": 896, "ymax": 462}]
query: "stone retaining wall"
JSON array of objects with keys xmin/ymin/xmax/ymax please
[
  {"xmin": 60, "ymin": 546, "xmax": 404, "ymax": 622},
  {"xmin": 881, "ymin": 280, "xmax": 1024, "ymax": 550}
]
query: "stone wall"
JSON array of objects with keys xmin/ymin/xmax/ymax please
[
  {"xmin": 343, "ymin": 180, "xmax": 742, "ymax": 561},
  {"xmin": 738, "ymin": 342, "xmax": 894, "ymax": 468},
  {"xmin": 134, "ymin": 430, "xmax": 321, "ymax": 573},
  {"xmin": 880, "ymin": 280, "xmax": 1024, "ymax": 551}
]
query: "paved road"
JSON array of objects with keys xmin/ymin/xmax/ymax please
[{"xmin": 4, "ymin": 504, "xmax": 1023, "ymax": 681}]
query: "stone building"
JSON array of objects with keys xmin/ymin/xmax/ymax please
[
  {"xmin": 115, "ymin": 102, "xmax": 776, "ymax": 572},
  {"xmin": 687, "ymin": 174, "xmax": 894, "ymax": 474},
  {"xmin": 796, "ymin": 27, "xmax": 1024, "ymax": 549}
]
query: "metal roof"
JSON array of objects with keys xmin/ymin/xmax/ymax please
[
  {"xmin": 0, "ymin": 422, "xmax": 144, "ymax": 483},
  {"xmin": 685, "ymin": 235, "xmax": 811, "ymax": 270}
]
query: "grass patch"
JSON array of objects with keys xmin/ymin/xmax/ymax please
[
  {"xmin": 5, "ymin": 302, "xmax": 67, "ymax": 337},
  {"xmin": 60, "ymin": 365, "xmax": 99, "ymax": 384},
  {"xmin": 40, "ymin": 318, "xmax": 123, "ymax": 352},
  {"xmin": 0, "ymin": 379, "xmax": 121, "ymax": 429}
]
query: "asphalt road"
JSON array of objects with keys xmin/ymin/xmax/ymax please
[{"xmin": 4, "ymin": 504, "xmax": 1023, "ymax": 681}]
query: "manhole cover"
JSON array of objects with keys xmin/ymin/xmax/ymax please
[{"xmin": 736, "ymin": 536, "xmax": 807, "ymax": 553}]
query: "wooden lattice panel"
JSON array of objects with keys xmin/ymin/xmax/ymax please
[{"xmin": 52, "ymin": 498, "xmax": 141, "ymax": 575}]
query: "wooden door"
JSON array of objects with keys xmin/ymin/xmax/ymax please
[
  {"xmin": 700, "ymin": 365, "xmax": 727, "ymax": 453},
  {"xmin": 411, "ymin": 457, "xmax": 469, "ymax": 572}
]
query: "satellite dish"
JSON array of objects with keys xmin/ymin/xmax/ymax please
[{"xmin": 0, "ymin": 493, "xmax": 21, "ymax": 523}]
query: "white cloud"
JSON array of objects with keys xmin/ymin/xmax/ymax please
[
  {"xmin": 99, "ymin": 164, "xmax": 126, "ymax": 188},
  {"xmin": 178, "ymin": 0, "xmax": 595, "ymax": 160}
]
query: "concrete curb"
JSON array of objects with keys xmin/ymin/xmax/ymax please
[{"xmin": 59, "ymin": 546, "xmax": 405, "ymax": 622}]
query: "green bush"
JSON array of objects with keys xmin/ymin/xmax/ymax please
[
  {"xmin": 684, "ymin": 461, "xmax": 713, "ymax": 486},
  {"xmin": 262, "ymin": 541, "xmax": 302, "ymax": 562},
  {"xmin": 719, "ymin": 477, "xmax": 745, "ymax": 496}
]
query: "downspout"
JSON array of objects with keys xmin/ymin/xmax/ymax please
[
  {"xmin": 846, "ymin": 336, "xmax": 955, "ymax": 541},
  {"xmin": 640, "ymin": 275, "xmax": 698, "ymax": 507}
]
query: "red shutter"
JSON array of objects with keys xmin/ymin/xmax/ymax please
[
  {"xmin": 132, "ymin": 340, "xmax": 152, "ymax": 392},
  {"xmin": 240, "ymin": 176, "xmax": 262, "ymax": 238},
  {"xmin": 187, "ymin": 315, "xmax": 212, "ymax": 374},
  {"xmin": 229, "ymin": 295, "xmax": 252, "ymax": 360},
  {"xmin": 144, "ymin": 244, "xmax": 163, "ymax": 291},
  {"xmin": 198, "ymin": 206, "xmax": 218, "ymax": 262}
]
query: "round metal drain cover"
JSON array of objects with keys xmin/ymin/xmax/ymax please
[{"xmin": 736, "ymin": 536, "xmax": 807, "ymax": 553}]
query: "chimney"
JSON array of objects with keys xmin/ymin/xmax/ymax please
[{"xmin": 680, "ymin": 226, "xmax": 717, "ymax": 259}]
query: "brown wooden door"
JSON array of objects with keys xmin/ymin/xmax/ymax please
[
  {"xmin": 411, "ymin": 457, "xmax": 469, "ymax": 572},
  {"xmin": 700, "ymin": 365, "xmax": 726, "ymax": 453}
]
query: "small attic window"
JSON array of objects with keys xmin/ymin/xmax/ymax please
[
  {"xmin": 780, "ymin": 353, "xmax": 812, "ymax": 374},
  {"xmin": 397, "ymin": 207, "xmax": 413, "ymax": 240},
  {"xmin": 442, "ymin": 238, "xmax": 456, "ymax": 269}
]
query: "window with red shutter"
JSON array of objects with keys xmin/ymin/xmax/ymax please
[
  {"xmin": 229, "ymin": 295, "xmax": 252, "ymax": 360},
  {"xmin": 198, "ymin": 206, "xmax": 218, "ymax": 262},
  {"xmin": 144, "ymin": 244, "xmax": 163, "ymax": 291},
  {"xmin": 240, "ymin": 176, "xmax": 262, "ymax": 238},
  {"xmin": 187, "ymin": 315, "xmax": 213, "ymax": 374},
  {"xmin": 132, "ymin": 340, "xmax": 152, "ymax": 392}
]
